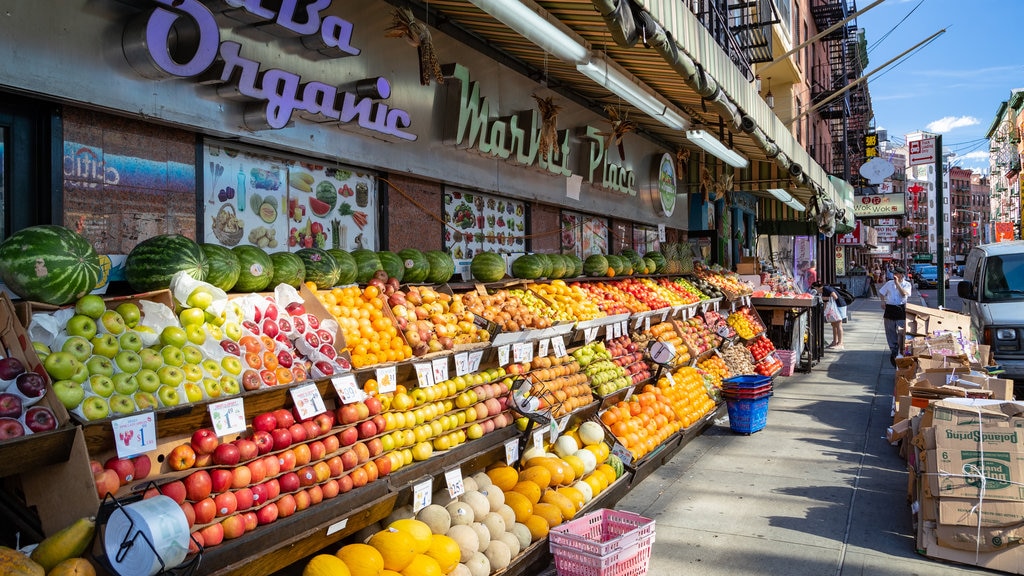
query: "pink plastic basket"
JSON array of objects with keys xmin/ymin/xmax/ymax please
[
  {"xmin": 549, "ymin": 509, "xmax": 655, "ymax": 576},
  {"xmin": 775, "ymin": 350, "xmax": 796, "ymax": 377}
]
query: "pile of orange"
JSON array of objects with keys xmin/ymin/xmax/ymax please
[
  {"xmin": 655, "ymin": 367, "xmax": 716, "ymax": 428},
  {"xmin": 312, "ymin": 284, "xmax": 412, "ymax": 368},
  {"xmin": 599, "ymin": 390, "xmax": 681, "ymax": 461},
  {"xmin": 696, "ymin": 354, "xmax": 731, "ymax": 386}
]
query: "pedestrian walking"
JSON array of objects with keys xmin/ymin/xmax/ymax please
[
  {"xmin": 877, "ymin": 266, "xmax": 912, "ymax": 366},
  {"xmin": 870, "ymin": 264, "xmax": 882, "ymax": 297},
  {"xmin": 813, "ymin": 281, "xmax": 846, "ymax": 349}
]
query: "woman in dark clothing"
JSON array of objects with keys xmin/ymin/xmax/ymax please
[{"xmin": 813, "ymin": 281, "xmax": 846, "ymax": 350}]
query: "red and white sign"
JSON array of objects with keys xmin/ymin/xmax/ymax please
[
  {"xmin": 837, "ymin": 221, "xmax": 862, "ymax": 245},
  {"xmin": 908, "ymin": 137, "xmax": 936, "ymax": 167},
  {"xmin": 995, "ymin": 222, "xmax": 1016, "ymax": 242},
  {"xmin": 853, "ymin": 193, "xmax": 906, "ymax": 217}
]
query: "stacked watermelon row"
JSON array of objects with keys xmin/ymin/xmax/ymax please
[{"xmin": 121, "ymin": 235, "xmax": 458, "ymax": 294}]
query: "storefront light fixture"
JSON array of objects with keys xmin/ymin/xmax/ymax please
[
  {"xmin": 784, "ymin": 198, "xmax": 806, "ymax": 212},
  {"xmin": 467, "ymin": 0, "xmax": 590, "ymax": 64},
  {"xmin": 767, "ymin": 188, "xmax": 794, "ymax": 202},
  {"xmin": 687, "ymin": 130, "xmax": 749, "ymax": 168},
  {"xmin": 576, "ymin": 61, "xmax": 687, "ymax": 130}
]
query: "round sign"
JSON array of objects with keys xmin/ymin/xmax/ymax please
[{"xmin": 655, "ymin": 153, "xmax": 677, "ymax": 217}]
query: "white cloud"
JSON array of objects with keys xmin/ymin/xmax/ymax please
[
  {"xmin": 960, "ymin": 151, "xmax": 989, "ymax": 161},
  {"xmin": 926, "ymin": 116, "xmax": 979, "ymax": 133}
]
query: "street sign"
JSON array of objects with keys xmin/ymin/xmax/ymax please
[{"xmin": 908, "ymin": 137, "xmax": 936, "ymax": 167}]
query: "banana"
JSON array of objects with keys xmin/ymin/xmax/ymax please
[{"xmin": 29, "ymin": 516, "xmax": 95, "ymax": 572}]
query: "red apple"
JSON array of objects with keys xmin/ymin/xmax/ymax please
[
  {"xmin": 371, "ymin": 414, "xmax": 386, "ymax": 435},
  {"xmin": 301, "ymin": 420, "xmax": 320, "ymax": 440},
  {"xmin": 285, "ymin": 302, "xmax": 306, "ymax": 316},
  {"xmin": 234, "ymin": 487, "xmax": 254, "ymax": 511},
  {"xmin": 262, "ymin": 454, "xmax": 280, "ymax": 477},
  {"xmin": 210, "ymin": 468, "xmax": 233, "ymax": 493},
  {"xmin": 193, "ymin": 497, "xmax": 216, "ymax": 524},
  {"xmin": 340, "ymin": 449, "xmax": 358, "ymax": 471},
  {"xmin": 198, "ymin": 522, "xmax": 224, "ymax": 547},
  {"xmin": 212, "ymin": 443, "xmax": 241, "ymax": 466},
  {"xmin": 241, "ymin": 370, "xmax": 261, "ymax": 391},
  {"xmin": 160, "ymin": 480, "xmax": 187, "ymax": 505},
  {"xmin": 179, "ymin": 501, "xmax": 196, "ymax": 528},
  {"xmin": 233, "ymin": 438, "xmax": 258, "ymax": 462},
  {"xmin": 313, "ymin": 411, "xmax": 335, "ymax": 434},
  {"xmin": 318, "ymin": 343, "xmax": 337, "ymax": 360},
  {"xmin": 278, "ymin": 471, "xmax": 300, "ymax": 493},
  {"xmin": 305, "ymin": 314, "xmax": 320, "ymax": 330},
  {"xmin": 94, "ymin": 469, "xmax": 120, "ymax": 499},
  {"xmin": 249, "ymin": 483, "xmax": 269, "ymax": 507},
  {"xmin": 259, "ymin": 369, "xmax": 277, "ymax": 387},
  {"xmin": 322, "ymin": 434, "xmax": 339, "ymax": 454},
  {"xmin": 25, "ymin": 406, "xmax": 57, "ymax": 433},
  {"xmin": 271, "ymin": 428, "xmax": 293, "ymax": 451},
  {"xmin": 337, "ymin": 474, "xmax": 353, "ymax": 493},
  {"xmin": 276, "ymin": 350, "xmax": 294, "ymax": 369},
  {"xmin": 167, "ymin": 444, "xmax": 197, "ymax": 471},
  {"xmin": 214, "ymin": 491, "xmax": 238, "ymax": 517},
  {"xmin": 357, "ymin": 420, "xmax": 377, "ymax": 439},
  {"xmin": 263, "ymin": 478, "xmax": 281, "ymax": 500},
  {"xmin": 251, "ymin": 430, "xmax": 274, "ymax": 455},
  {"xmin": 374, "ymin": 456, "xmax": 392, "ymax": 477},
  {"xmin": 297, "ymin": 466, "xmax": 316, "ymax": 487},
  {"xmin": 246, "ymin": 459, "xmax": 267, "ymax": 484},
  {"xmin": 272, "ymin": 408, "xmax": 295, "ymax": 429},
  {"xmin": 321, "ymin": 479, "xmax": 340, "ymax": 499},
  {"xmin": 220, "ymin": 514, "xmax": 246, "ymax": 540},
  {"xmin": 365, "ymin": 396, "xmax": 383, "ymax": 416},
  {"xmin": 256, "ymin": 502, "xmax": 279, "ymax": 525},
  {"xmin": 104, "ymin": 457, "xmax": 136, "ymax": 485},
  {"xmin": 184, "ymin": 470, "xmax": 213, "ymax": 501},
  {"xmin": 261, "ymin": 319, "xmax": 279, "ymax": 339},
  {"xmin": 191, "ymin": 428, "xmax": 219, "ymax": 455},
  {"xmin": 276, "ymin": 494, "xmax": 297, "ymax": 518},
  {"xmin": 308, "ymin": 440, "xmax": 326, "ymax": 461},
  {"xmin": 242, "ymin": 511, "xmax": 258, "ymax": 532},
  {"xmin": 277, "ymin": 449, "xmax": 297, "ymax": 472},
  {"xmin": 366, "ymin": 437, "xmax": 383, "ymax": 457},
  {"xmin": 354, "ymin": 402, "xmax": 370, "ymax": 421},
  {"xmin": 189, "ymin": 531, "xmax": 204, "ymax": 555},
  {"xmin": 194, "ymin": 453, "xmax": 213, "ymax": 468},
  {"xmin": 293, "ymin": 489, "xmax": 311, "ymax": 511},
  {"xmin": 326, "ymin": 455, "xmax": 344, "ymax": 478},
  {"xmin": 263, "ymin": 303, "xmax": 279, "ymax": 321},
  {"xmin": 131, "ymin": 455, "xmax": 152, "ymax": 481},
  {"xmin": 362, "ymin": 461, "xmax": 378, "ymax": 483},
  {"xmin": 230, "ymin": 466, "xmax": 252, "ymax": 489},
  {"xmin": 89, "ymin": 460, "xmax": 104, "ymax": 475},
  {"xmin": 338, "ymin": 426, "xmax": 358, "ymax": 447},
  {"xmin": 352, "ymin": 442, "xmax": 369, "ymax": 464},
  {"xmin": 252, "ymin": 412, "xmax": 277, "ymax": 433},
  {"xmin": 287, "ymin": 422, "xmax": 308, "ymax": 444}
]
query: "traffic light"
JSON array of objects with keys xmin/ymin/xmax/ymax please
[{"xmin": 972, "ymin": 221, "xmax": 978, "ymax": 237}]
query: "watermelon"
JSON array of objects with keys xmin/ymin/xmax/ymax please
[
  {"xmin": 125, "ymin": 234, "xmax": 208, "ymax": 293},
  {"xmin": 398, "ymin": 248, "xmax": 430, "ymax": 283},
  {"xmin": 201, "ymin": 243, "xmax": 241, "ymax": 292},
  {"xmin": 621, "ymin": 249, "xmax": 644, "ymax": 273},
  {"xmin": 537, "ymin": 254, "xmax": 553, "ymax": 279},
  {"xmin": 327, "ymin": 249, "xmax": 357, "ymax": 285},
  {"xmin": 377, "ymin": 251, "xmax": 405, "ymax": 282},
  {"xmin": 351, "ymin": 249, "xmax": 382, "ymax": 284},
  {"xmin": 425, "ymin": 250, "xmax": 455, "ymax": 284},
  {"xmin": 297, "ymin": 248, "xmax": 338, "ymax": 289},
  {"xmin": 470, "ymin": 252, "xmax": 506, "ymax": 283},
  {"xmin": 583, "ymin": 254, "xmax": 609, "ymax": 277},
  {"xmin": 566, "ymin": 254, "xmax": 583, "ymax": 278},
  {"xmin": 511, "ymin": 254, "xmax": 543, "ymax": 280},
  {"xmin": 606, "ymin": 454, "xmax": 625, "ymax": 479},
  {"xmin": 269, "ymin": 252, "xmax": 306, "ymax": 288},
  {"xmin": 0, "ymin": 225, "xmax": 101, "ymax": 305},
  {"xmin": 548, "ymin": 254, "xmax": 567, "ymax": 279},
  {"xmin": 644, "ymin": 251, "xmax": 666, "ymax": 273},
  {"xmin": 642, "ymin": 257, "xmax": 657, "ymax": 275},
  {"xmin": 231, "ymin": 245, "xmax": 274, "ymax": 292}
]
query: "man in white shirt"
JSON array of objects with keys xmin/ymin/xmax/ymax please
[{"xmin": 877, "ymin": 266, "xmax": 912, "ymax": 366}]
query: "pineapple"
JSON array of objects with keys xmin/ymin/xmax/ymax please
[{"xmin": 663, "ymin": 242, "xmax": 682, "ymax": 274}]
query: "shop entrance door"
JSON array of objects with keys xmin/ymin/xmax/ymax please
[{"xmin": 0, "ymin": 93, "xmax": 61, "ymax": 235}]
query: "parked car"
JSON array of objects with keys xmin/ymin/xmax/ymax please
[
  {"xmin": 957, "ymin": 241, "xmax": 1024, "ymax": 381},
  {"xmin": 916, "ymin": 265, "xmax": 938, "ymax": 289}
]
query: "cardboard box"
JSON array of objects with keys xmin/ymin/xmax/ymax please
[
  {"xmin": 20, "ymin": 426, "xmax": 99, "ymax": 536},
  {"xmin": 927, "ymin": 425, "xmax": 1024, "ymax": 502},
  {"xmin": 905, "ymin": 303, "xmax": 972, "ymax": 337},
  {"xmin": 920, "ymin": 520, "xmax": 1024, "ymax": 572}
]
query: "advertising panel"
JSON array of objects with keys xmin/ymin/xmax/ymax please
[{"xmin": 853, "ymin": 193, "xmax": 906, "ymax": 217}]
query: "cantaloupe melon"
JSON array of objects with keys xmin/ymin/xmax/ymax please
[
  {"xmin": 470, "ymin": 472, "xmax": 493, "ymax": 490},
  {"xmin": 481, "ymin": 487, "xmax": 504, "ymax": 512},
  {"xmin": 461, "ymin": 477, "xmax": 479, "ymax": 493},
  {"xmin": 445, "ymin": 501, "xmax": 474, "ymax": 526},
  {"xmin": 481, "ymin": 512, "xmax": 506, "ymax": 541},
  {"xmin": 464, "ymin": 552, "xmax": 490, "ymax": 576},
  {"xmin": 445, "ymin": 524, "xmax": 479, "ymax": 563},
  {"xmin": 498, "ymin": 531, "xmax": 521, "ymax": 558},
  {"xmin": 496, "ymin": 504, "xmax": 516, "ymax": 529},
  {"xmin": 511, "ymin": 523, "xmax": 532, "ymax": 549},
  {"xmin": 468, "ymin": 522, "xmax": 491, "ymax": 553},
  {"xmin": 415, "ymin": 504, "xmax": 451, "ymax": 535},
  {"xmin": 483, "ymin": 539, "xmax": 511, "ymax": 572},
  {"xmin": 461, "ymin": 491, "xmax": 490, "ymax": 522}
]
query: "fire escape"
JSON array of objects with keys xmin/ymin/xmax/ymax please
[
  {"xmin": 690, "ymin": 0, "xmax": 780, "ymax": 81},
  {"xmin": 810, "ymin": 0, "xmax": 872, "ymax": 182}
]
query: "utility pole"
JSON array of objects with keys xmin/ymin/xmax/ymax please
[{"xmin": 936, "ymin": 134, "xmax": 945, "ymax": 308}]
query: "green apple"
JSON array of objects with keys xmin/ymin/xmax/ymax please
[
  {"xmin": 139, "ymin": 348, "xmax": 164, "ymax": 372},
  {"xmin": 160, "ymin": 326, "xmax": 188, "ymax": 348},
  {"xmin": 179, "ymin": 307, "xmax": 207, "ymax": 327},
  {"xmin": 52, "ymin": 379, "xmax": 85, "ymax": 409},
  {"xmin": 134, "ymin": 391, "xmax": 158, "ymax": 411},
  {"xmin": 202, "ymin": 377, "xmax": 222, "ymax": 399},
  {"xmin": 43, "ymin": 351, "xmax": 79, "ymax": 381},
  {"xmin": 182, "ymin": 345, "xmax": 203, "ymax": 365},
  {"xmin": 205, "ymin": 310, "xmax": 226, "ymax": 327},
  {"xmin": 157, "ymin": 385, "xmax": 181, "ymax": 407},
  {"xmin": 185, "ymin": 325, "xmax": 207, "ymax": 346},
  {"xmin": 187, "ymin": 287, "xmax": 215, "ymax": 310},
  {"xmin": 223, "ymin": 322, "xmax": 242, "ymax": 342},
  {"xmin": 220, "ymin": 375, "xmax": 240, "ymax": 396},
  {"xmin": 136, "ymin": 368, "xmax": 161, "ymax": 393},
  {"xmin": 70, "ymin": 361, "xmax": 90, "ymax": 384},
  {"xmin": 114, "ymin": 350, "xmax": 142, "ymax": 374},
  {"xmin": 89, "ymin": 374, "xmax": 115, "ymax": 398},
  {"xmin": 90, "ymin": 334, "xmax": 120, "ymax": 359},
  {"xmin": 66, "ymin": 314, "xmax": 98, "ymax": 340},
  {"xmin": 112, "ymin": 372, "xmax": 139, "ymax": 395},
  {"xmin": 81, "ymin": 396, "xmax": 110, "ymax": 420},
  {"xmin": 109, "ymin": 393, "xmax": 136, "ymax": 415},
  {"xmin": 201, "ymin": 359, "xmax": 222, "ymax": 379},
  {"xmin": 32, "ymin": 342, "xmax": 51, "ymax": 361},
  {"xmin": 161, "ymin": 345, "xmax": 185, "ymax": 367},
  {"xmin": 183, "ymin": 382, "xmax": 203, "ymax": 403},
  {"xmin": 135, "ymin": 325, "xmax": 157, "ymax": 340},
  {"xmin": 85, "ymin": 355, "xmax": 115, "ymax": 378},
  {"xmin": 62, "ymin": 336, "xmax": 93, "ymax": 363},
  {"xmin": 157, "ymin": 365, "xmax": 185, "ymax": 388},
  {"xmin": 115, "ymin": 302, "xmax": 141, "ymax": 329},
  {"xmin": 182, "ymin": 363, "xmax": 203, "ymax": 383},
  {"xmin": 221, "ymin": 356, "xmax": 242, "ymax": 376},
  {"xmin": 99, "ymin": 310, "xmax": 126, "ymax": 336},
  {"xmin": 119, "ymin": 332, "xmax": 144, "ymax": 353},
  {"xmin": 203, "ymin": 323, "xmax": 224, "ymax": 341},
  {"xmin": 75, "ymin": 294, "xmax": 107, "ymax": 320}
]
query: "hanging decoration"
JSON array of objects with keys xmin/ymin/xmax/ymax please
[
  {"xmin": 713, "ymin": 172, "xmax": 733, "ymax": 202},
  {"xmin": 601, "ymin": 105, "xmax": 636, "ymax": 162},
  {"xmin": 675, "ymin": 146, "xmax": 690, "ymax": 179},
  {"xmin": 385, "ymin": 7, "xmax": 444, "ymax": 86},
  {"xmin": 699, "ymin": 165, "xmax": 715, "ymax": 203},
  {"xmin": 532, "ymin": 94, "xmax": 562, "ymax": 161}
]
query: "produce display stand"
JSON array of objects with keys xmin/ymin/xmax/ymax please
[{"xmin": 749, "ymin": 296, "xmax": 823, "ymax": 372}]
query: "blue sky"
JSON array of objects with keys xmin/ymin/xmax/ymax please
[{"xmin": 856, "ymin": 0, "xmax": 1024, "ymax": 172}]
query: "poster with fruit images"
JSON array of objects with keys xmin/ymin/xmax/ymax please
[
  {"xmin": 443, "ymin": 189, "xmax": 525, "ymax": 259},
  {"xmin": 203, "ymin": 144, "xmax": 288, "ymax": 249},
  {"xmin": 286, "ymin": 163, "xmax": 377, "ymax": 251},
  {"xmin": 560, "ymin": 210, "xmax": 608, "ymax": 258},
  {"xmin": 202, "ymin": 143, "xmax": 377, "ymax": 252}
]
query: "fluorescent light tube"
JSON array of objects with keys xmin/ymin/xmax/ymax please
[
  {"xmin": 686, "ymin": 130, "xmax": 749, "ymax": 168},
  {"xmin": 467, "ymin": 0, "xmax": 590, "ymax": 64},
  {"xmin": 577, "ymin": 61, "xmax": 687, "ymax": 130},
  {"xmin": 784, "ymin": 198, "xmax": 806, "ymax": 212},
  {"xmin": 767, "ymin": 188, "xmax": 794, "ymax": 203}
]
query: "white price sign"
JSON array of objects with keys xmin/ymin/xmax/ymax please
[
  {"xmin": 376, "ymin": 365, "xmax": 397, "ymax": 394},
  {"xmin": 513, "ymin": 342, "xmax": 533, "ymax": 363},
  {"xmin": 112, "ymin": 412, "xmax": 157, "ymax": 459},
  {"xmin": 585, "ymin": 327, "xmax": 599, "ymax": 344},
  {"xmin": 209, "ymin": 398, "xmax": 247, "ymax": 438},
  {"xmin": 414, "ymin": 363, "xmax": 434, "ymax": 388},
  {"xmin": 454, "ymin": 352, "xmax": 470, "ymax": 377},
  {"xmin": 620, "ymin": 320, "xmax": 629, "ymax": 337},
  {"xmin": 413, "ymin": 479, "xmax": 433, "ymax": 513},
  {"xmin": 498, "ymin": 345, "xmax": 511, "ymax": 366},
  {"xmin": 331, "ymin": 374, "xmax": 363, "ymax": 404},
  {"xmin": 505, "ymin": 439, "xmax": 519, "ymax": 465},
  {"xmin": 290, "ymin": 383, "xmax": 326, "ymax": 420},
  {"xmin": 533, "ymin": 429, "xmax": 545, "ymax": 449},
  {"xmin": 468, "ymin": 350, "xmax": 483, "ymax": 372},
  {"xmin": 445, "ymin": 468, "xmax": 465, "ymax": 499},
  {"xmin": 432, "ymin": 358, "xmax": 449, "ymax": 383},
  {"xmin": 551, "ymin": 336, "xmax": 567, "ymax": 358},
  {"xmin": 537, "ymin": 339, "xmax": 549, "ymax": 358}
]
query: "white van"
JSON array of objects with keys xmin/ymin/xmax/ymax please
[{"xmin": 957, "ymin": 240, "xmax": 1024, "ymax": 380}]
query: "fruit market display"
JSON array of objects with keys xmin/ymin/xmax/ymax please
[
  {"xmin": 522, "ymin": 354, "xmax": 592, "ymax": 419},
  {"xmin": 645, "ymin": 322, "xmax": 691, "ymax": 366},
  {"xmin": 0, "ymin": 225, "xmax": 102, "ymax": 306},
  {"xmin": 528, "ymin": 280, "xmax": 604, "ymax": 322},
  {"xmin": 726, "ymin": 307, "xmax": 766, "ymax": 340},
  {"xmin": 654, "ymin": 366, "xmax": 718, "ymax": 428},
  {"xmin": 386, "ymin": 283, "xmax": 490, "ymax": 355},
  {"xmin": 754, "ymin": 354, "xmax": 783, "ymax": 377},
  {"xmin": 681, "ymin": 276, "xmax": 723, "ymax": 300},
  {"xmin": 676, "ymin": 316, "xmax": 723, "ymax": 358},
  {"xmin": 696, "ymin": 353, "xmax": 731, "ymax": 387},
  {"xmin": 671, "ymin": 277, "xmax": 712, "ymax": 301},
  {"xmin": 570, "ymin": 281, "xmax": 638, "ymax": 315},
  {"xmin": 694, "ymin": 265, "xmax": 753, "ymax": 298},
  {"xmin": 613, "ymin": 278, "xmax": 671, "ymax": 310},
  {"xmin": 648, "ymin": 278, "xmax": 701, "ymax": 305},
  {"xmin": 455, "ymin": 289, "xmax": 551, "ymax": 333},
  {"xmin": 702, "ymin": 309, "xmax": 736, "ymax": 339},
  {"xmin": 313, "ymin": 279, "xmax": 412, "ymax": 369},
  {"xmin": 719, "ymin": 344, "xmax": 756, "ymax": 376},
  {"xmin": 606, "ymin": 336, "xmax": 652, "ymax": 388},
  {"xmin": 506, "ymin": 288, "xmax": 560, "ymax": 325},
  {"xmin": 0, "ymin": 515, "xmax": 97, "ymax": 575},
  {"xmin": 599, "ymin": 388, "xmax": 684, "ymax": 461},
  {"xmin": 571, "ymin": 342, "xmax": 632, "ymax": 397},
  {"xmin": 746, "ymin": 335, "xmax": 776, "ymax": 362}
]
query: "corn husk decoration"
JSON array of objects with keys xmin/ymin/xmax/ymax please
[
  {"xmin": 713, "ymin": 172, "xmax": 733, "ymax": 201},
  {"xmin": 532, "ymin": 94, "xmax": 562, "ymax": 161},
  {"xmin": 600, "ymin": 105, "xmax": 636, "ymax": 161},
  {"xmin": 385, "ymin": 7, "xmax": 444, "ymax": 86},
  {"xmin": 675, "ymin": 146, "xmax": 690, "ymax": 178},
  {"xmin": 699, "ymin": 166, "xmax": 715, "ymax": 202}
]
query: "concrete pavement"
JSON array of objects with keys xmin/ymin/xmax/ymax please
[{"xmin": 614, "ymin": 293, "xmax": 984, "ymax": 575}]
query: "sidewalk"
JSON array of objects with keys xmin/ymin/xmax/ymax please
[{"xmin": 615, "ymin": 293, "xmax": 982, "ymax": 575}]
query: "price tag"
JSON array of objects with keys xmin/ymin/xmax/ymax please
[
  {"xmin": 552, "ymin": 336, "xmax": 567, "ymax": 358},
  {"xmin": 498, "ymin": 345, "xmax": 510, "ymax": 366},
  {"xmin": 112, "ymin": 412, "xmax": 157, "ymax": 459},
  {"xmin": 414, "ymin": 363, "xmax": 434, "ymax": 388},
  {"xmin": 549, "ymin": 419, "xmax": 559, "ymax": 443},
  {"xmin": 620, "ymin": 320, "xmax": 629, "ymax": 337},
  {"xmin": 611, "ymin": 442, "xmax": 633, "ymax": 465},
  {"xmin": 585, "ymin": 327, "xmax": 599, "ymax": 344},
  {"xmin": 432, "ymin": 358, "xmax": 449, "ymax": 383},
  {"xmin": 513, "ymin": 342, "xmax": 533, "ymax": 363},
  {"xmin": 208, "ymin": 397, "xmax": 247, "ymax": 438},
  {"xmin": 445, "ymin": 468, "xmax": 465, "ymax": 499},
  {"xmin": 537, "ymin": 338, "xmax": 549, "ymax": 358},
  {"xmin": 504, "ymin": 439, "xmax": 519, "ymax": 465},
  {"xmin": 376, "ymin": 365, "xmax": 397, "ymax": 394},
  {"xmin": 644, "ymin": 316, "xmax": 651, "ymax": 332},
  {"xmin": 946, "ymin": 374, "xmax": 959, "ymax": 385},
  {"xmin": 556, "ymin": 415, "xmax": 570, "ymax": 432},
  {"xmin": 332, "ymin": 374, "xmax": 364, "ymax": 404},
  {"xmin": 717, "ymin": 325, "xmax": 732, "ymax": 338},
  {"xmin": 412, "ymin": 479, "xmax": 433, "ymax": 513},
  {"xmin": 533, "ymin": 429, "xmax": 545, "ymax": 449},
  {"xmin": 326, "ymin": 518, "xmax": 348, "ymax": 536},
  {"xmin": 605, "ymin": 325, "xmax": 616, "ymax": 344},
  {"xmin": 649, "ymin": 341, "xmax": 677, "ymax": 364},
  {"xmin": 661, "ymin": 309, "xmax": 670, "ymax": 322},
  {"xmin": 290, "ymin": 383, "xmax": 326, "ymax": 420},
  {"xmin": 634, "ymin": 315, "xmax": 644, "ymax": 330},
  {"xmin": 468, "ymin": 350, "xmax": 484, "ymax": 372},
  {"xmin": 454, "ymin": 352, "xmax": 470, "ymax": 377}
]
